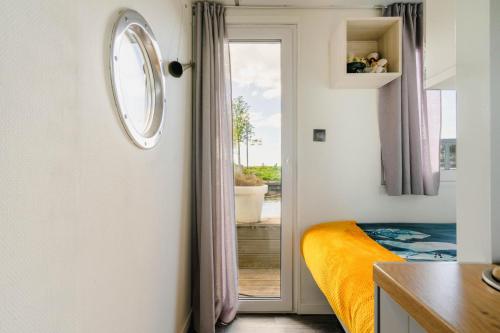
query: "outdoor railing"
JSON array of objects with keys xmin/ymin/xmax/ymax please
[{"xmin": 440, "ymin": 138, "xmax": 457, "ymax": 170}]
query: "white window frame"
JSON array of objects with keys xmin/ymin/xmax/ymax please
[
  {"xmin": 441, "ymin": 168, "xmax": 456, "ymax": 182},
  {"xmin": 227, "ymin": 24, "xmax": 297, "ymax": 313},
  {"xmin": 439, "ymin": 90, "xmax": 457, "ymax": 182}
]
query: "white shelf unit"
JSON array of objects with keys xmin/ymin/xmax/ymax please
[{"xmin": 330, "ymin": 17, "xmax": 402, "ymax": 89}]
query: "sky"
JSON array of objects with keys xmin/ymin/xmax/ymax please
[
  {"xmin": 229, "ymin": 43, "xmax": 456, "ymax": 166},
  {"xmin": 230, "ymin": 42, "xmax": 282, "ymax": 166}
]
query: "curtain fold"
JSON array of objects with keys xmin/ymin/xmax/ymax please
[
  {"xmin": 192, "ymin": 2, "xmax": 238, "ymax": 332},
  {"xmin": 379, "ymin": 3, "xmax": 441, "ymax": 195}
]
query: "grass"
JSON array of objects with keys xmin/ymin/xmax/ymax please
[{"xmin": 243, "ymin": 165, "xmax": 281, "ymax": 182}]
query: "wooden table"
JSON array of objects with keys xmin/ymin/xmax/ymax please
[{"xmin": 374, "ymin": 262, "xmax": 500, "ymax": 333}]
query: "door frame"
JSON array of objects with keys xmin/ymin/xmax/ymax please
[{"xmin": 227, "ymin": 24, "xmax": 298, "ymax": 312}]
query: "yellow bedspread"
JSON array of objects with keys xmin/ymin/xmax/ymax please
[{"xmin": 301, "ymin": 221, "xmax": 404, "ymax": 333}]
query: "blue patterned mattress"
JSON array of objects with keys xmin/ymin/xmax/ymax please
[{"xmin": 357, "ymin": 223, "xmax": 456, "ymax": 262}]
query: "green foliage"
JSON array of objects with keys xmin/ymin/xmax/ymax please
[
  {"xmin": 232, "ymin": 96, "xmax": 254, "ymax": 165},
  {"xmin": 243, "ymin": 165, "xmax": 281, "ymax": 182}
]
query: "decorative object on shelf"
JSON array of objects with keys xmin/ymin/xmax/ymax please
[
  {"xmin": 365, "ymin": 58, "xmax": 388, "ymax": 73},
  {"xmin": 346, "ymin": 54, "xmax": 367, "ymax": 73},
  {"xmin": 346, "ymin": 51, "xmax": 388, "ymax": 74},
  {"xmin": 367, "ymin": 52, "xmax": 380, "ymax": 63},
  {"xmin": 347, "ymin": 61, "xmax": 366, "ymax": 73},
  {"xmin": 482, "ymin": 265, "xmax": 500, "ymax": 291},
  {"xmin": 109, "ymin": 9, "xmax": 166, "ymax": 149}
]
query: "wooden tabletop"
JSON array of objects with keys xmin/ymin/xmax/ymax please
[{"xmin": 374, "ymin": 262, "xmax": 500, "ymax": 333}]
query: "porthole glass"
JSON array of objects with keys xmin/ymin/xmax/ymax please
[{"xmin": 110, "ymin": 9, "xmax": 166, "ymax": 149}]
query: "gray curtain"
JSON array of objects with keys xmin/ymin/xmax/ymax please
[
  {"xmin": 192, "ymin": 2, "xmax": 238, "ymax": 333},
  {"xmin": 379, "ymin": 3, "xmax": 441, "ymax": 195}
]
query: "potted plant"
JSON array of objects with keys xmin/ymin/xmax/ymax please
[{"xmin": 234, "ymin": 169, "xmax": 268, "ymax": 223}]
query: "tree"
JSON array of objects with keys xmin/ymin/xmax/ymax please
[{"xmin": 232, "ymin": 96, "xmax": 254, "ymax": 166}]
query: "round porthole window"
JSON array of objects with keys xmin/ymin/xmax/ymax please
[{"xmin": 110, "ymin": 9, "xmax": 166, "ymax": 149}]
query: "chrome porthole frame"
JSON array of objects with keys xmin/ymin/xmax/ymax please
[{"xmin": 110, "ymin": 9, "xmax": 166, "ymax": 149}]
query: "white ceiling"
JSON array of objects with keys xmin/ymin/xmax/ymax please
[{"xmin": 220, "ymin": 0, "xmax": 420, "ymax": 7}]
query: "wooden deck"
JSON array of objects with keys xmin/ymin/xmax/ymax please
[
  {"xmin": 238, "ymin": 268, "xmax": 280, "ymax": 298},
  {"xmin": 237, "ymin": 218, "xmax": 281, "ymax": 298}
]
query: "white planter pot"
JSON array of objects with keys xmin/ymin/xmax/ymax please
[{"xmin": 234, "ymin": 185, "xmax": 268, "ymax": 223}]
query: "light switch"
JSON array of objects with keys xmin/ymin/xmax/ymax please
[{"xmin": 313, "ymin": 129, "xmax": 326, "ymax": 142}]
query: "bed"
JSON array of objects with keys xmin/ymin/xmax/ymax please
[{"xmin": 301, "ymin": 221, "xmax": 456, "ymax": 333}]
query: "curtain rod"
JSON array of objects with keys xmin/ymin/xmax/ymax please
[
  {"xmin": 223, "ymin": 5, "xmax": 386, "ymax": 10},
  {"xmin": 191, "ymin": 2, "xmax": 388, "ymax": 10}
]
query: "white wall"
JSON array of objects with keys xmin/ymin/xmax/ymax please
[
  {"xmin": 0, "ymin": 1, "xmax": 192, "ymax": 332},
  {"xmin": 423, "ymin": 0, "xmax": 456, "ymax": 90},
  {"xmin": 456, "ymin": 0, "xmax": 500, "ymax": 263},
  {"xmin": 491, "ymin": 0, "xmax": 500, "ymax": 263},
  {"xmin": 227, "ymin": 8, "xmax": 456, "ymax": 313}
]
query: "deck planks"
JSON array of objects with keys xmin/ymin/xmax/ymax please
[
  {"xmin": 238, "ymin": 268, "xmax": 280, "ymax": 297},
  {"xmin": 237, "ymin": 218, "xmax": 281, "ymax": 297}
]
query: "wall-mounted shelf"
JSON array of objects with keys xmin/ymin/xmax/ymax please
[{"xmin": 330, "ymin": 17, "xmax": 402, "ymax": 89}]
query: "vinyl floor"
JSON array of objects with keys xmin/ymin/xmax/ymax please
[{"xmin": 214, "ymin": 314, "xmax": 345, "ymax": 333}]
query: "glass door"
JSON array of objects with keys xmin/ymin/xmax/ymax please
[{"xmin": 228, "ymin": 25, "xmax": 296, "ymax": 312}]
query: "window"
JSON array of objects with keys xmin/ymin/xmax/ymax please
[{"xmin": 440, "ymin": 90, "xmax": 457, "ymax": 171}]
